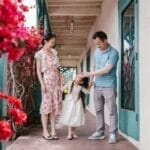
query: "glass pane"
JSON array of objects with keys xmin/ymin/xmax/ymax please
[{"xmin": 121, "ymin": 1, "xmax": 135, "ymax": 111}]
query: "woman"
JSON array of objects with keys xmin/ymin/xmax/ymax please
[
  {"xmin": 60, "ymin": 74, "xmax": 92, "ymax": 140},
  {"xmin": 35, "ymin": 33, "xmax": 62, "ymax": 140}
]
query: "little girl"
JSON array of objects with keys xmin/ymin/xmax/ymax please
[{"xmin": 59, "ymin": 74, "xmax": 92, "ymax": 140}]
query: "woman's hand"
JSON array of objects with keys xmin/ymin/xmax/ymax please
[{"xmin": 41, "ymin": 83, "xmax": 46, "ymax": 93}]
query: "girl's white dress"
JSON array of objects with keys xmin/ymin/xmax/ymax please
[{"xmin": 59, "ymin": 81, "xmax": 89, "ymax": 127}]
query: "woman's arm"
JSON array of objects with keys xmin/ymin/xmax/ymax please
[{"xmin": 35, "ymin": 59, "xmax": 46, "ymax": 92}]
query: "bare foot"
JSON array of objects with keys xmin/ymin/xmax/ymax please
[{"xmin": 72, "ymin": 134, "xmax": 79, "ymax": 139}]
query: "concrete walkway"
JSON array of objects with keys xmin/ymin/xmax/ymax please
[{"xmin": 7, "ymin": 112, "xmax": 137, "ymax": 150}]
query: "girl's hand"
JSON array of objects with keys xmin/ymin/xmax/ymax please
[
  {"xmin": 41, "ymin": 83, "xmax": 46, "ymax": 92},
  {"xmin": 89, "ymin": 81, "xmax": 94, "ymax": 88}
]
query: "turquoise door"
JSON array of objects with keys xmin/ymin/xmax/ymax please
[
  {"xmin": 0, "ymin": 56, "xmax": 7, "ymax": 150},
  {"xmin": 119, "ymin": 0, "xmax": 139, "ymax": 140}
]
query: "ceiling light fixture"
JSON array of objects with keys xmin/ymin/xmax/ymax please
[{"xmin": 69, "ymin": 18, "xmax": 74, "ymax": 33}]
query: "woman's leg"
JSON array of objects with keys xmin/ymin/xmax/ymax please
[
  {"xmin": 50, "ymin": 111, "xmax": 59, "ymax": 139},
  {"xmin": 50, "ymin": 110, "xmax": 56, "ymax": 136},
  {"xmin": 41, "ymin": 114, "xmax": 49, "ymax": 136}
]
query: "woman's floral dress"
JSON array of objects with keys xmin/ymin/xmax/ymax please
[{"xmin": 35, "ymin": 49, "xmax": 62, "ymax": 115}]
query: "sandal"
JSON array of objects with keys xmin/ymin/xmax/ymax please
[
  {"xmin": 51, "ymin": 135, "xmax": 59, "ymax": 140},
  {"xmin": 72, "ymin": 134, "xmax": 78, "ymax": 139},
  {"xmin": 67, "ymin": 135, "xmax": 73, "ymax": 140},
  {"xmin": 42, "ymin": 135, "xmax": 53, "ymax": 140}
]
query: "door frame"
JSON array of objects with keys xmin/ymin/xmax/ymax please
[
  {"xmin": 118, "ymin": 0, "xmax": 140, "ymax": 140},
  {"xmin": 0, "ymin": 55, "xmax": 7, "ymax": 150},
  {"xmin": 86, "ymin": 49, "xmax": 91, "ymax": 105}
]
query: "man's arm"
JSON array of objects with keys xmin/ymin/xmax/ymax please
[
  {"xmin": 84, "ymin": 64, "xmax": 113, "ymax": 77},
  {"xmin": 84, "ymin": 50, "xmax": 119, "ymax": 77}
]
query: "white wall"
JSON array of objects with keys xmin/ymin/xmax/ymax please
[
  {"xmin": 78, "ymin": 0, "xmax": 150, "ymax": 149},
  {"xmin": 139, "ymin": 0, "xmax": 150, "ymax": 149},
  {"xmin": 23, "ymin": 0, "xmax": 37, "ymax": 27},
  {"xmin": 86, "ymin": 0, "xmax": 119, "ymax": 124}
]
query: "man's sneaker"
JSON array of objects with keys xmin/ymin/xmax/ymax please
[
  {"xmin": 88, "ymin": 131, "xmax": 105, "ymax": 140},
  {"xmin": 109, "ymin": 133, "xmax": 117, "ymax": 144}
]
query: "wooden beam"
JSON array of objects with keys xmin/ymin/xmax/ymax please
[
  {"xmin": 48, "ymin": 2, "xmax": 102, "ymax": 7},
  {"xmin": 52, "ymin": 24, "xmax": 92, "ymax": 27},
  {"xmin": 60, "ymin": 60, "xmax": 78, "ymax": 67},
  {"xmin": 53, "ymin": 30, "xmax": 90, "ymax": 35},
  {"xmin": 58, "ymin": 51, "xmax": 82, "ymax": 55},
  {"xmin": 50, "ymin": 16, "xmax": 96, "ymax": 21},
  {"xmin": 56, "ymin": 45, "xmax": 86, "ymax": 49},
  {"xmin": 49, "ymin": 8, "xmax": 101, "ymax": 16},
  {"xmin": 47, "ymin": 0, "xmax": 103, "ymax": 2},
  {"xmin": 56, "ymin": 42, "xmax": 86, "ymax": 45},
  {"xmin": 56, "ymin": 43, "xmax": 86, "ymax": 47},
  {"xmin": 58, "ymin": 55, "xmax": 80, "ymax": 59},
  {"xmin": 57, "ymin": 37, "xmax": 87, "ymax": 41},
  {"xmin": 54, "ymin": 33, "xmax": 89, "ymax": 38},
  {"xmin": 51, "ymin": 22, "xmax": 93, "ymax": 26}
]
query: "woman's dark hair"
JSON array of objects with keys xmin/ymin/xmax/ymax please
[
  {"xmin": 70, "ymin": 77, "xmax": 89, "ymax": 110},
  {"xmin": 92, "ymin": 31, "xmax": 107, "ymax": 42},
  {"xmin": 42, "ymin": 32, "xmax": 56, "ymax": 45}
]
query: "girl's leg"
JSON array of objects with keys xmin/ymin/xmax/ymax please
[
  {"xmin": 72, "ymin": 127, "xmax": 78, "ymax": 138},
  {"xmin": 67, "ymin": 127, "xmax": 73, "ymax": 140},
  {"xmin": 72, "ymin": 127, "xmax": 76, "ymax": 134},
  {"xmin": 41, "ymin": 114, "xmax": 50, "ymax": 137}
]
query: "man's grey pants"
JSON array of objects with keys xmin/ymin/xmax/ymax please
[{"xmin": 94, "ymin": 87, "xmax": 118, "ymax": 134}]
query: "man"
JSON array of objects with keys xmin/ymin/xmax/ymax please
[{"xmin": 83, "ymin": 31, "xmax": 119, "ymax": 144}]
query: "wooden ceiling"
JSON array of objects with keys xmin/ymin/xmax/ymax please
[{"xmin": 46, "ymin": 0, "xmax": 103, "ymax": 67}]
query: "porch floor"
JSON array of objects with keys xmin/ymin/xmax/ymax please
[{"xmin": 6, "ymin": 112, "xmax": 137, "ymax": 150}]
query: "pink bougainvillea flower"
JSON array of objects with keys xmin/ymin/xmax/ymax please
[
  {"xmin": 8, "ymin": 108, "xmax": 27, "ymax": 125},
  {"xmin": 0, "ymin": 120, "xmax": 12, "ymax": 141}
]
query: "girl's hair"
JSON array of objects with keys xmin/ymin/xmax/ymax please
[
  {"xmin": 42, "ymin": 32, "xmax": 56, "ymax": 45},
  {"xmin": 70, "ymin": 77, "xmax": 89, "ymax": 110}
]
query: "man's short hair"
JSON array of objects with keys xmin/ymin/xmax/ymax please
[{"xmin": 92, "ymin": 31, "xmax": 107, "ymax": 42}]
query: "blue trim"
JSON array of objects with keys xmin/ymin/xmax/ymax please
[
  {"xmin": 134, "ymin": 0, "xmax": 140, "ymax": 140},
  {"xmin": 118, "ymin": 0, "xmax": 140, "ymax": 140},
  {"xmin": 36, "ymin": 0, "xmax": 52, "ymax": 33},
  {"xmin": 0, "ymin": 55, "xmax": 7, "ymax": 150},
  {"xmin": 86, "ymin": 49, "xmax": 91, "ymax": 105}
]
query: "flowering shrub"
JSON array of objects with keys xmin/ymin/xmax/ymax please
[
  {"xmin": 0, "ymin": 0, "xmax": 42, "ymax": 61},
  {"xmin": 0, "ymin": 92, "xmax": 27, "ymax": 141},
  {"xmin": 0, "ymin": 0, "xmax": 41, "ymax": 141}
]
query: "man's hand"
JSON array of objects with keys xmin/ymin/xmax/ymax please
[{"xmin": 82, "ymin": 72, "xmax": 91, "ymax": 77}]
